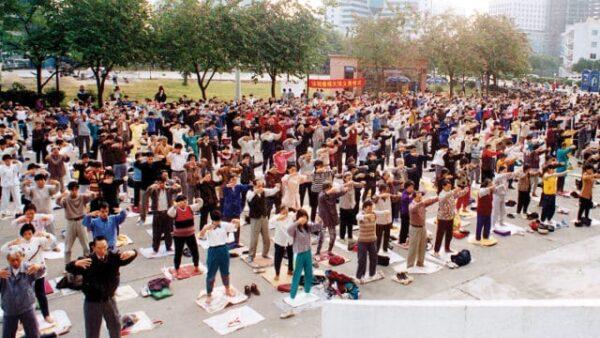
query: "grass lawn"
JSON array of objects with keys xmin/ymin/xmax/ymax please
[{"xmin": 1, "ymin": 74, "xmax": 280, "ymax": 103}]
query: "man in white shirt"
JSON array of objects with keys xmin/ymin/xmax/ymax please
[
  {"xmin": 167, "ymin": 143, "xmax": 189, "ymax": 197},
  {"xmin": 0, "ymin": 155, "xmax": 23, "ymax": 216}
]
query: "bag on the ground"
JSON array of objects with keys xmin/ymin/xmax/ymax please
[
  {"xmin": 148, "ymin": 277, "xmax": 171, "ymax": 292},
  {"xmin": 450, "ymin": 249, "xmax": 471, "ymax": 267},
  {"xmin": 377, "ymin": 255, "xmax": 390, "ymax": 266},
  {"xmin": 56, "ymin": 273, "xmax": 83, "ymax": 290},
  {"xmin": 150, "ymin": 287, "xmax": 173, "ymax": 300},
  {"xmin": 277, "ymin": 283, "xmax": 291, "ymax": 293},
  {"xmin": 328, "ymin": 255, "xmax": 345, "ymax": 266}
]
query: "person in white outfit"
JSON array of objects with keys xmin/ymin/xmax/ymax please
[{"xmin": 0, "ymin": 154, "xmax": 23, "ymax": 216}]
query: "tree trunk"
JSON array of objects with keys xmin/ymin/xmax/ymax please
[
  {"xmin": 270, "ymin": 73, "xmax": 277, "ymax": 98},
  {"xmin": 449, "ymin": 73, "xmax": 454, "ymax": 98},
  {"xmin": 35, "ymin": 63, "xmax": 43, "ymax": 95},
  {"xmin": 55, "ymin": 58, "xmax": 60, "ymax": 93},
  {"xmin": 182, "ymin": 71, "xmax": 189, "ymax": 86},
  {"xmin": 200, "ymin": 85, "xmax": 207, "ymax": 101},
  {"xmin": 94, "ymin": 67, "xmax": 108, "ymax": 108}
]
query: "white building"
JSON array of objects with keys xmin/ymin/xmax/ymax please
[
  {"xmin": 489, "ymin": 0, "xmax": 552, "ymax": 55},
  {"xmin": 562, "ymin": 17, "xmax": 600, "ymax": 69},
  {"xmin": 325, "ymin": 0, "xmax": 425, "ymax": 34}
]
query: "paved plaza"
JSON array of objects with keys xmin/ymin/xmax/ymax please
[{"xmin": 1, "ymin": 169, "xmax": 597, "ymax": 338}]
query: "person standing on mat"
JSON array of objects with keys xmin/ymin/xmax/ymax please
[
  {"xmin": 491, "ymin": 165, "xmax": 516, "ymax": 229},
  {"xmin": 578, "ymin": 164, "xmax": 600, "ymax": 222},
  {"xmin": 66, "ymin": 236, "xmax": 137, "ymax": 338},
  {"xmin": 475, "ymin": 179, "xmax": 496, "ymax": 245},
  {"xmin": 199, "ymin": 211, "xmax": 240, "ymax": 305},
  {"xmin": 167, "ymin": 195, "xmax": 203, "ymax": 278},
  {"xmin": 1, "ymin": 224, "xmax": 56, "ymax": 324},
  {"xmin": 271, "ymin": 206, "xmax": 295, "ymax": 281},
  {"xmin": 145, "ymin": 176, "xmax": 181, "ymax": 254},
  {"xmin": 246, "ymin": 179, "xmax": 279, "ymax": 264},
  {"xmin": 316, "ymin": 182, "xmax": 349, "ymax": 257},
  {"xmin": 406, "ymin": 191, "xmax": 438, "ymax": 269},
  {"xmin": 398, "ymin": 181, "xmax": 415, "ymax": 249},
  {"xmin": 282, "ymin": 209, "xmax": 322, "ymax": 318},
  {"xmin": 355, "ymin": 200, "xmax": 378, "ymax": 283},
  {"xmin": 434, "ymin": 180, "xmax": 467, "ymax": 257},
  {"xmin": 0, "ymin": 251, "xmax": 45, "ymax": 338}
]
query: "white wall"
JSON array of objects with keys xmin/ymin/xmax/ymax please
[{"xmin": 322, "ymin": 299, "xmax": 600, "ymax": 338}]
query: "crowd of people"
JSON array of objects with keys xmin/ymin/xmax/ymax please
[{"xmin": 0, "ymin": 82, "xmax": 598, "ymax": 337}]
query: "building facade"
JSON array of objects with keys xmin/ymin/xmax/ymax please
[
  {"xmin": 325, "ymin": 0, "xmax": 424, "ymax": 34},
  {"xmin": 562, "ymin": 17, "xmax": 600, "ymax": 69}
]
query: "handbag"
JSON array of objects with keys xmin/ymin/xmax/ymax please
[{"xmin": 377, "ymin": 255, "xmax": 390, "ymax": 266}]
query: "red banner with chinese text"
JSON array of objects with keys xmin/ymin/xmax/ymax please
[{"xmin": 308, "ymin": 78, "xmax": 366, "ymax": 88}]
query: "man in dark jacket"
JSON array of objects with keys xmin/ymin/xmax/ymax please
[
  {"xmin": 317, "ymin": 182, "xmax": 349, "ymax": 255},
  {"xmin": 66, "ymin": 236, "xmax": 137, "ymax": 338}
]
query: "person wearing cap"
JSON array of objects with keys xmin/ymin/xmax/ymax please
[
  {"xmin": 167, "ymin": 195, "xmax": 203, "ymax": 277},
  {"xmin": 1, "ymin": 224, "xmax": 56, "ymax": 323},
  {"xmin": 57, "ymin": 181, "xmax": 95, "ymax": 264}
]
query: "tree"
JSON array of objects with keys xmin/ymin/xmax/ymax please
[
  {"xmin": 529, "ymin": 54, "xmax": 560, "ymax": 77},
  {"xmin": 153, "ymin": 0, "xmax": 237, "ymax": 100},
  {"xmin": 62, "ymin": 0, "xmax": 150, "ymax": 106},
  {"xmin": 348, "ymin": 9, "xmax": 416, "ymax": 92},
  {"xmin": 238, "ymin": 1, "xmax": 326, "ymax": 98},
  {"xmin": 571, "ymin": 58, "xmax": 600, "ymax": 73},
  {"xmin": 472, "ymin": 14, "xmax": 531, "ymax": 91},
  {"xmin": 421, "ymin": 13, "xmax": 480, "ymax": 97},
  {"xmin": 2, "ymin": 0, "xmax": 65, "ymax": 95}
]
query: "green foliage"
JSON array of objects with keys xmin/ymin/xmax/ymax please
[
  {"xmin": 529, "ymin": 54, "xmax": 560, "ymax": 77},
  {"xmin": 571, "ymin": 58, "xmax": 600, "ymax": 73},
  {"xmin": 152, "ymin": 0, "xmax": 238, "ymax": 100},
  {"xmin": 237, "ymin": 1, "xmax": 327, "ymax": 97},
  {"xmin": 1, "ymin": 0, "xmax": 66, "ymax": 94},
  {"xmin": 61, "ymin": 0, "xmax": 151, "ymax": 106},
  {"xmin": 472, "ymin": 14, "xmax": 531, "ymax": 88}
]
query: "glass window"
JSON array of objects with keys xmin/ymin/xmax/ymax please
[{"xmin": 591, "ymin": 53, "xmax": 598, "ymax": 59}]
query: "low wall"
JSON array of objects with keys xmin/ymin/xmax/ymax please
[{"xmin": 322, "ymin": 299, "xmax": 600, "ymax": 338}]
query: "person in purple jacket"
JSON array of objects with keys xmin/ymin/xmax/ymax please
[{"xmin": 398, "ymin": 181, "xmax": 415, "ymax": 249}]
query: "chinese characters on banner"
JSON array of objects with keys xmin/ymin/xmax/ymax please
[{"xmin": 307, "ymin": 78, "xmax": 366, "ymax": 88}]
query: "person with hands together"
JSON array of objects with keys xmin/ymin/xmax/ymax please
[{"xmin": 199, "ymin": 211, "xmax": 240, "ymax": 305}]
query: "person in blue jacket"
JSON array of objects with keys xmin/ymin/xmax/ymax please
[
  {"xmin": 83, "ymin": 202, "xmax": 127, "ymax": 251},
  {"xmin": 221, "ymin": 176, "xmax": 251, "ymax": 244}
]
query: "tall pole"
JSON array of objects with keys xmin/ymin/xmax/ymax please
[{"xmin": 234, "ymin": 67, "xmax": 241, "ymax": 101}]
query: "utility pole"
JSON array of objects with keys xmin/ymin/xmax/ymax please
[{"xmin": 234, "ymin": 67, "xmax": 241, "ymax": 101}]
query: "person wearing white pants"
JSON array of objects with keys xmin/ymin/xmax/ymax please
[
  {"xmin": 0, "ymin": 155, "xmax": 23, "ymax": 216},
  {"xmin": 492, "ymin": 169, "xmax": 516, "ymax": 228}
]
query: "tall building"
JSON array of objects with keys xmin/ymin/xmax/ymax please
[
  {"xmin": 562, "ymin": 17, "xmax": 600, "ymax": 69},
  {"xmin": 325, "ymin": 0, "xmax": 425, "ymax": 34},
  {"xmin": 489, "ymin": 0, "xmax": 552, "ymax": 55},
  {"xmin": 490, "ymin": 0, "xmax": 600, "ymax": 56}
]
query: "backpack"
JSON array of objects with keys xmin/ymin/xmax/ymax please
[
  {"xmin": 450, "ymin": 249, "xmax": 471, "ymax": 267},
  {"xmin": 148, "ymin": 277, "xmax": 171, "ymax": 292},
  {"xmin": 377, "ymin": 255, "xmax": 390, "ymax": 266}
]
